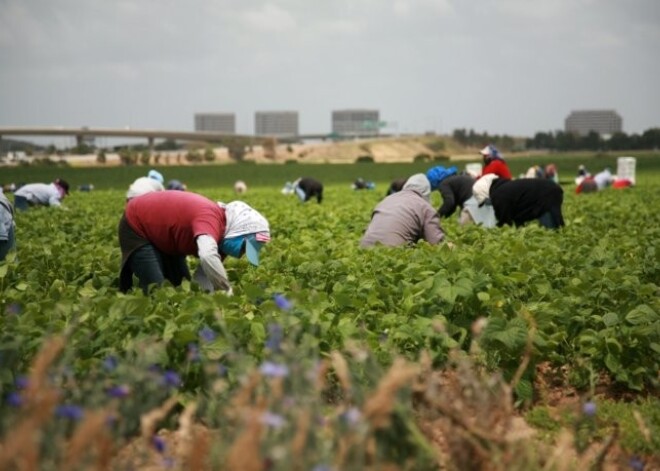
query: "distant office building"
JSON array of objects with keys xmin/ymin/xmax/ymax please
[
  {"xmin": 194, "ymin": 113, "xmax": 236, "ymax": 134},
  {"xmin": 332, "ymin": 109, "xmax": 381, "ymax": 137},
  {"xmin": 565, "ymin": 110, "xmax": 622, "ymax": 136},
  {"xmin": 255, "ymin": 111, "xmax": 298, "ymax": 137}
]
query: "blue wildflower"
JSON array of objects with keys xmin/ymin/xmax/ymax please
[
  {"xmin": 6, "ymin": 391, "xmax": 22, "ymax": 407},
  {"xmin": 217, "ymin": 363, "xmax": 228, "ymax": 376},
  {"xmin": 260, "ymin": 411, "xmax": 287, "ymax": 429},
  {"xmin": 103, "ymin": 356, "xmax": 118, "ymax": 372},
  {"xmin": 199, "ymin": 326, "xmax": 216, "ymax": 343},
  {"xmin": 582, "ymin": 401, "xmax": 596, "ymax": 417},
  {"xmin": 56, "ymin": 404, "xmax": 84, "ymax": 421},
  {"xmin": 265, "ymin": 323, "xmax": 283, "ymax": 352},
  {"xmin": 187, "ymin": 343, "xmax": 201, "ymax": 362},
  {"xmin": 340, "ymin": 407, "xmax": 361, "ymax": 426},
  {"xmin": 106, "ymin": 385, "xmax": 131, "ymax": 398},
  {"xmin": 5, "ymin": 303, "xmax": 21, "ymax": 315},
  {"xmin": 273, "ymin": 294, "xmax": 293, "ymax": 311},
  {"xmin": 15, "ymin": 376, "xmax": 29, "ymax": 389},
  {"xmin": 162, "ymin": 370, "xmax": 182, "ymax": 388},
  {"xmin": 152, "ymin": 435, "xmax": 166, "ymax": 453},
  {"xmin": 259, "ymin": 361, "xmax": 289, "ymax": 378},
  {"xmin": 628, "ymin": 456, "xmax": 644, "ymax": 471},
  {"xmin": 312, "ymin": 464, "xmax": 334, "ymax": 471}
]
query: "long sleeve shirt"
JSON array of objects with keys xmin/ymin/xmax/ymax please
[
  {"xmin": 14, "ymin": 183, "xmax": 63, "ymax": 207},
  {"xmin": 360, "ymin": 189, "xmax": 444, "ymax": 247},
  {"xmin": 195, "ymin": 235, "xmax": 232, "ymax": 294},
  {"xmin": 0, "ymin": 193, "xmax": 14, "ymax": 241},
  {"xmin": 437, "ymin": 175, "xmax": 475, "ymax": 218}
]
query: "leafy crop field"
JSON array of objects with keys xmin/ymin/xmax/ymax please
[{"xmin": 0, "ymin": 159, "xmax": 658, "ymax": 470}]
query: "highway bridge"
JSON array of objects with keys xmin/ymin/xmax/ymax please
[
  {"xmin": 0, "ymin": 126, "xmax": 384, "ymax": 149},
  {"xmin": 0, "ymin": 126, "xmax": 272, "ymax": 149}
]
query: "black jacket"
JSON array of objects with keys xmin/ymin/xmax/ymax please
[
  {"xmin": 490, "ymin": 178, "xmax": 565, "ymax": 227},
  {"xmin": 437, "ymin": 175, "xmax": 475, "ymax": 218},
  {"xmin": 297, "ymin": 177, "xmax": 323, "ymax": 203}
]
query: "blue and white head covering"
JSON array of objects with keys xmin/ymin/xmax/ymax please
[
  {"xmin": 479, "ymin": 145, "xmax": 502, "ymax": 160},
  {"xmin": 426, "ymin": 166, "xmax": 458, "ymax": 190},
  {"xmin": 218, "ymin": 201, "xmax": 271, "ymax": 266},
  {"xmin": 148, "ymin": 169, "xmax": 164, "ymax": 184}
]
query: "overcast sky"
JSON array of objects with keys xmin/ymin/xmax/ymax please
[{"xmin": 1, "ymin": 0, "xmax": 658, "ymax": 141}]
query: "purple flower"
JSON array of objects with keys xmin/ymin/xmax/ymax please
[
  {"xmin": 259, "ymin": 361, "xmax": 289, "ymax": 378},
  {"xmin": 15, "ymin": 376, "xmax": 29, "ymax": 389},
  {"xmin": 162, "ymin": 457, "xmax": 175, "ymax": 468},
  {"xmin": 6, "ymin": 391, "xmax": 22, "ymax": 407},
  {"xmin": 187, "ymin": 343, "xmax": 201, "ymax": 362},
  {"xmin": 265, "ymin": 323, "xmax": 283, "ymax": 352},
  {"xmin": 103, "ymin": 356, "xmax": 118, "ymax": 371},
  {"xmin": 106, "ymin": 384, "xmax": 131, "ymax": 398},
  {"xmin": 340, "ymin": 407, "xmax": 361, "ymax": 426},
  {"xmin": 162, "ymin": 370, "xmax": 182, "ymax": 388},
  {"xmin": 152, "ymin": 435, "xmax": 166, "ymax": 453},
  {"xmin": 582, "ymin": 401, "xmax": 597, "ymax": 417},
  {"xmin": 260, "ymin": 411, "xmax": 287, "ymax": 429},
  {"xmin": 273, "ymin": 294, "xmax": 293, "ymax": 311},
  {"xmin": 5, "ymin": 303, "xmax": 21, "ymax": 316},
  {"xmin": 628, "ymin": 456, "xmax": 644, "ymax": 471},
  {"xmin": 199, "ymin": 326, "xmax": 216, "ymax": 343},
  {"xmin": 56, "ymin": 404, "xmax": 84, "ymax": 421},
  {"xmin": 217, "ymin": 363, "xmax": 228, "ymax": 376}
]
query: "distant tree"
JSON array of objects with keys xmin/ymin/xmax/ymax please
[
  {"xmin": 580, "ymin": 131, "xmax": 602, "ymax": 151},
  {"xmin": 641, "ymin": 128, "xmax": 660, "ymax": 149},
  {"xmin": 154, "ymin": 139, "xmax": 181, "ymax": 151},
  {"xmin": 96, "ymin": 149, "xmax": 107, "ymax": 164},
  {"xmin": 203, "ymin": 147, "xmax": 216, "ymax": 162},
  {"xmin": 262, "ymin": 139, "xmax": 277, "ymax": 160},
  {"xmin": 139, "ymin": 151, "xmax": 151, "ymax": 166}
]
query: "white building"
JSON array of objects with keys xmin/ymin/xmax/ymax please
[
  {"xmin": 194, "ymin": 113, "xmax": 236, "ymax": 134},
  {"xmin": 332, "ymin": 109, "xmax": 381, "ymax": 137},
  {"xmin": 255, "ymin": 111, "xmax": 299, "ymax": 138}
]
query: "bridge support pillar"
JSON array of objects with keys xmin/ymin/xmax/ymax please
[
  {"xmin": 148, "ymin": 137, "xmax": 154, "ymax": 159},
  {"xmin": 76, "ymin": 135, "xmax": 83, "ymax": 147}
]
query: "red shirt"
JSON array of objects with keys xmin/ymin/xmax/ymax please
[
  {"xmin": 482, "ymin": 159, "xmax": 512, "ymax": 180},
  {"xmin": 125, "ymin": 191, "xmax": 226, "ymax": 255}
]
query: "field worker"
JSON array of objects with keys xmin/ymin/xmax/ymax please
[
  {"xmin": 576, "ymin": 167, "xmax": 613, "ymax": 194},
  {"xmin": 0, "ymin": 192, "xmax": 15, "ymax": 261},
  {"xmin": 234, "ymin": 180, "xmax": 247, "ymax": 194},
  {"xmin": 426, "ymin": 165, "xmax": 472, "ymax": 218},
  {"xmin": 118, "ymin": 191, "xmax": 270, "ymax": 295},
  {"xmin": 360, "ymin": 174, "xmax": 445, "ymax": 247},
  {"xmin": 545, "ymin": 164, "xmax": 559, "ymax": 184},
  {"xmin": 167, "ymin": 179, "xmax": 187, "ymax": 191},
  {"xmin": 294, "ymin": 177, "xmax": 323, "ymax": 203},
  {"xmin": 473, "ymin": 174, "xmax": 565, "ymax": 229},
  {"xmin": 13, "ymin": 178, "xmax": 70, "ymax": 211},
  {"xmin": 386, "ymin": 177, "xmax": 407, "ymax": 196},
  {"xmin": 126, "ymin": 169, "xmax": 164, "ymax": 200},
  {"xmin": 480, "ymin": 145, "xmax": 512, "ymax": 180}
]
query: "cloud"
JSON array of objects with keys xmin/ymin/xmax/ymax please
[{"xmin": 242, "ymin": 3, "xmax": 297, "ymax": 32}]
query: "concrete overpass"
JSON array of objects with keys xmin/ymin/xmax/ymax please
[
  {"xmin": 0, "ymin": 126, "xmax": 274, "ymax": 150},
  {"xmin": 0, "ymin": 126, "xmax": 387, "ymax": 148}
]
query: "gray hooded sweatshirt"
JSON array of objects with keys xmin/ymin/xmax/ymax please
[{"xmin": 360, "ymin": 173, "xmax": 444, "ymax": 247}]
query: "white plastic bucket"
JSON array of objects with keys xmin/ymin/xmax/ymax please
[{"xmin": 616, "ymin": 157, "xmax": 636, "ymax": 185}]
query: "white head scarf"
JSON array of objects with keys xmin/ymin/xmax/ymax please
[
  {"xmin": 473, "ymin": 174, "xmax": 499, "ymax": 205},
  {"xmin": 402, "ymin": 173, "xmax": 431, "ymax": 202},
  {"xmin": 219, "ymin": 201, "xmax": 270, "ymax": 239}
]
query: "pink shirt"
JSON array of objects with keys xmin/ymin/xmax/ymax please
[{"xmin": 125, "ymin": 191, "xmax": 225, "ymax": 255}]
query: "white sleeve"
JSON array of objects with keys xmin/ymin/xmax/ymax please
[{"xmin": 196, "ymin": 234, "xmax": 233, "ymax": 295}]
